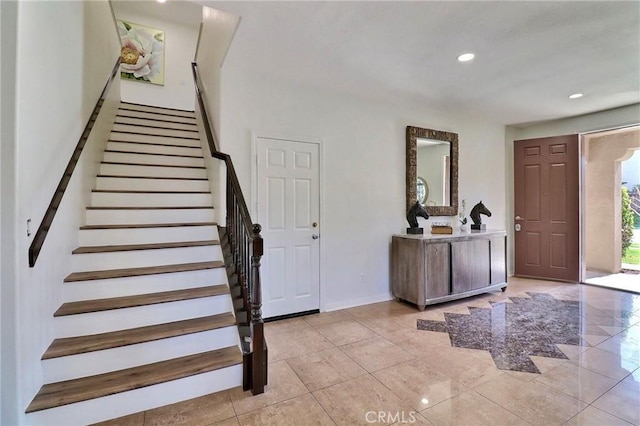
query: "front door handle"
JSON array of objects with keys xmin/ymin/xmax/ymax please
[
  {"xmin": 312, "ymin": 234, "xmax": 320, "ymax": 240},
  {"xmin": 515, "ymin": 216, "xmax": 524, "ymax": 221}
]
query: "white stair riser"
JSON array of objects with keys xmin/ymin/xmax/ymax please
[
  {"xmin": 112, "ymin": 123, "xmax": 199, "ymax": 140},
  {"xmin": 119, "ymin": 104, "xmax": 196, "ymax": 118},
  {"xmin": 106, "ymin": 141, "xmax": 203, "ymax": 157},
  {"xmin": 100, "ymin": 163, "xmax": 207, "ymax": 179},
  {"xmin": 71, "ymin": 245, "xmax": 222, "ymax": 272},
  {"xmin": 90, "ymin": 192, "xmax": 212, "ymax": 208},
  {"xmin": 115, "ymin": 116, "xmax": 198, "ymax": 131},
  {"xmin": 103, "ymin": 151, "xmax": 205, "ymax": 168},
  {"xmin": 79, "ymin": 225, "xmax": 218, "ymax": 246},
  {"xmin": 109, "ymin": 132, "xmax": 201, "ymax": 148},
  {"xmin": 25, "ymin": 364, "xmax": 242, "ymax": 426},
  {"xmin": 23, "ymin": 105, "xmax": 245, "ymax": 425},
  {"xmin": 85, "ymin": 207, "xmax": 214, "ymax": 225},
  {"xmin": 55, "ymin": 296, "xmax": 233, "ymax": 337},
  {"xmin": 42, "ymin": 327, "xmax": 239, "ymax": 383},
  {"xmin": 95, "ymin": 176, "xmax": 209, "ymax": 192},
  {"xmin": 63, "ymin": 269, "xmax": 228, "ymax": 301},
  {"xmin": 117, "ymin": 110, "xmax": 197, "ymax": 124}
]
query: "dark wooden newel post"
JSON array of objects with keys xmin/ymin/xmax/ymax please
[{"xmin": 250, "ymin": 224, "xmax": 266, "ymax": 394}]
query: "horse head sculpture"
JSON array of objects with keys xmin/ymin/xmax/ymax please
[
  {"xmin": 470, "ymin": 201, "xmax": 492, "ymax": 225},
  {"xmin": 407, "ymin": 201, "xmax": 430, "ymax": 228}
]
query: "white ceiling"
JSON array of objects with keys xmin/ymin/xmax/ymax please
[
  {"xmin": 183, "ymin": 1, "xmax": 638, "ymax": 126},
  {"xmin": 112, "ymin": 0, "xmax": 203, "ymax": 26}
]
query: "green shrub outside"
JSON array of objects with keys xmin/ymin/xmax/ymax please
[{"xmin": 622, "ymin": 186, "xmax": 635, "ymax": 257}]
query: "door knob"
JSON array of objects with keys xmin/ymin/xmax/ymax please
[
  {"xmin": 312, "ymin": 234, "xmax": 319, "ymax": 240},
  {"xmin": 515, "ymin": 216, "xmax": 524, "ymax": 221}
]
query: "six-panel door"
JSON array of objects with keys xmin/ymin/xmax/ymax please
[
  {"xmin": 514, "ymin": 135, "xmax": 579, "ymax": 282},
  {"xmin": 256, "ymin": 137, "xmax": 321, "ymax": 318}
]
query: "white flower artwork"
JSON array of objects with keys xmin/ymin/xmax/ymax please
[{"xmin": 118, "ymin": 20, "xmax": 165, "ymax": 85}]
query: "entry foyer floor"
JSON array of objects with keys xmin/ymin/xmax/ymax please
[
  {"xmin": 99, "ymin": 277, "xmax": 639, "ymax": 425},
  {"xmin": 585, "ymin": 268, "xmax": 640, "ymax": 294}
]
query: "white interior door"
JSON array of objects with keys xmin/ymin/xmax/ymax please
[{"xmin": 256, "ymin": 137, "xmax": 320, "ymax": 318}]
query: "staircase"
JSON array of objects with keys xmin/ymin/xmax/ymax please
[{"xmin": 25, "ymin": 102, "xmax": 243, "ymax": 425}]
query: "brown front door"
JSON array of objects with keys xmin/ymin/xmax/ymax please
[{"xmin": 514, "ymin": 134, "xmax": 579, "ymax": 282}]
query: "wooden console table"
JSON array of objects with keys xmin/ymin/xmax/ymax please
[{"xmin": 391, "ymin": 230, "xmax": 507, "ymax": 310}]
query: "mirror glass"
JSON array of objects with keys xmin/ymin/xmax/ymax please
[
  {"xmin": 406, "ymin": 126, "xmax": 458, "ymax": 216},
  {"xmin": 417, "ymin": 138, "xmax": 450, "ymax": 206},
  {"xmin": 416, "ymin": 176, "xmax": 428, "ymax": 205}
]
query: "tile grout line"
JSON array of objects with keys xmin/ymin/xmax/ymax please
[
  {"xmin": 308, "ymin": 390, "xmax": 339, "ymax": 426},
  {"xmin": 227, "ymin": 385, "xmax": 244, "ymax": 420},
  {"xmin": 468, "ymin": 389, "xmax": 536, "ymax": 426},
  {"xmin": 587, "ymin": 379, "xmax": 639, "ymax": 425}
]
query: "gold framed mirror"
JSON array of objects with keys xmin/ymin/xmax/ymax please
[{"xmin": 406, "ymin": 126, "xmax": 458, "ymax": 216}]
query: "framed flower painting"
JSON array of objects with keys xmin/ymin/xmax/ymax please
[{"xmin": 118, "ymin": 20, "xmax": 165, "ymax": 86}]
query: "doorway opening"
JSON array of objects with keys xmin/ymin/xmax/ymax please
[{"xmin": 582, "ymin": 126, "xmax": 640, "ymax": 293}]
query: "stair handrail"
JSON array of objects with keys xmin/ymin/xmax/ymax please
[
  {"xmin": 28, "ymin": 57, "xmax": 121, "ymax": 267},
  {"xmin": 191, "ymin": 61, "xmax": 266, "ymax": 395}
]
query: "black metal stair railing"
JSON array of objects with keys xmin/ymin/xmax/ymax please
[{"xmin": 191, "ymin": 61, "xmax": 267, "ymax": 395}]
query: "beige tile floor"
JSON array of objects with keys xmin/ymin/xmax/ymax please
[{"xmin": 99, "ymin": 278, "xmax": 640, "ymax": 425}]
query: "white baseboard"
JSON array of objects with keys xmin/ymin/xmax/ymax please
[{"xmin": 322, "ymin": 292, "xmax": 393, "ymax": 312}]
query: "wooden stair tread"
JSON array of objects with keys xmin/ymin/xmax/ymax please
[
  {"xmin": 43, "ymin": 313, "xmax": 236, "ymax": 359},
  {"xmin": 116, "ymin": 114, "xmax": 197, "ymax": 125},
  {"xmin": 101, "ymin": 161, "xmax": 205, "ymax": 169},
  {"xmin": 110, "ymin": 131, "xmax": 200, "ymax": 141},
  {"xmin": 26, "ymin": 346, "xmax": 242, "ymax": 413},
  {"xmin": 63, "ymin": 261, "xmax": 224, "ymax": 283},
  {"xmin": 91, "ymin": 190, "xmax": 211, "ymax": 194},
  {"xmin": 72, "ymin": 240, "xmax": 220, "ymax": 254},
  {"xmin": 80, "ymin": 222, "xmax": 216, "ymax": 230},
  {"xmin": 108, "ymin": 139, "xmax": 201, "ymax": 149},
  {"xmin": 104, "ymin": 149, "xmax": 203, "ymax": 159},
  {"xmin": 117, "ymin": 109, "xmax": 197, "ymax": 121},
  {"xmin": 120, "ymin": 102, "xmax": 195, "ymax": 114},
  {"xmin": 86, "ymin": 206, "xmax": 213, "ymax": 211},
  {"xmin": 55, "ymin": 284, "xmax": 229, "ymax": 316},
  {"xmin": 117, "ymin": 108, "xmax": 196, "ymax": 119},
  {"xmin": 97, "ymin": 174, "xmax": 207, "ymax": 181},
  {"xmin": 113, "ymin": 121, "xmax": 199, "ymax": 133}
]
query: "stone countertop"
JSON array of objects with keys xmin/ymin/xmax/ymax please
[{"xmin": 393, "ymin": 229, "xmax": 506, "ymax": 243}]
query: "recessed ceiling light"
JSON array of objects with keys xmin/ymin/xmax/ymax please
[
  {"xmin": 569, "ymin": 93, "xmax": 583, "ymax": 99},
  {"xmin": 157, "ymin": 0, "xmax": 166, "ymax": 3},
  {"xmin": 457, "ymin": 53, "xmax": 475, "ymax": 62}
]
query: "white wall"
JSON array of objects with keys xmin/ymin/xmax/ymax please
[
  {"xmin": 195, "ymin": 5, "xmax": 240, "ymax": 224},
  {"xmin": 506, "ymin": 103, "xmax": 640, "ymax": 276},
  {"xmin": 112, "ymin": 1, "xmax": 201, "ymax": 111},
  {"xmin": 512, "ymin": 104, "xmax": 640, "ymax": 140},
  {"xmin": 197, "ymin": 5, "xmax": 239, "ymax": 142},
  {"xmin": 1, "ymin": 1, "xmax": 19, "ymax": 423},
  {"xmin": 11, "ymin": 1, "xmax": 121, "ymax": 421},
  {"xmin": 219, "ymin": 64, "xmax": 507, "ymax": 311},
  {"xmin": 1, "ymin": 2, "xmax": 4, "ymax": 422}
]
